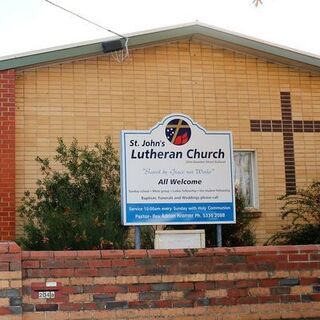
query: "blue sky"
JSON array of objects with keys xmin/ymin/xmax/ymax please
[{"xmin": 1, "ymin": 0, "xmax": 320, "ymax": 58}]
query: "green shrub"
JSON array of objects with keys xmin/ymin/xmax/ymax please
[
  {"xmin": 18, "ymin": 138, "xmax": 128, "ymax": 250},
  {"xmin": 140, "ymin": 226, "xmax": 156, "ymax": 249},
  {"xmin": 164, "ymin": 189, "xmax": 256, "ymax": 247},
  {"xmin": 200, "ymin": 189, "xmax": 256, "ymax": 247},
  {"xmin": 266, "ymin": 181, "xmax": 320, "ymax": 245}
]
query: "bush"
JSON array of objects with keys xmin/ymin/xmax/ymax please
[
  {"xmin": 266, "ymin": 181, "xmax": 320, "ymax": 245},
  {"xmin": 164, "ymin": 189, "xmax": 256, "ymax": 247},
  {"xmin": 200, "ymin": 189, "xmax": 256, "ymax": 247},
  {"xmin": 18, "ymin": 138, "xmax": 128, "ymax": 250},
  {"xmin": 141, "ymin": 226, "xmax": 156, "ymax": 249}
]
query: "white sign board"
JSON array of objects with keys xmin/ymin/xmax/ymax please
[{"xmin": 121, "ymin": 114, "xmax": 235, "ymax": 225}]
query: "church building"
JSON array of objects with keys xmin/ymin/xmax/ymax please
[{"xmin": 1, "ymin": 22, "xmax": 320, "ymax": 244}]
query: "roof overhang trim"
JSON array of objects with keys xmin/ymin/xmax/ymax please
[{"xmin": 0, "ymin": 23, "xmax": 319, "ymax": 72}]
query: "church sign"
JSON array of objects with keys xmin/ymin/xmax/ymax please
[{"xmin": 120, "ymin": 114, "xmax": 235, "ymax": 225}]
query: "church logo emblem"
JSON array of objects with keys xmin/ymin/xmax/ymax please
[{"xmin": 165, "ymin": 118, "xmax": 191, "ymax": 145}]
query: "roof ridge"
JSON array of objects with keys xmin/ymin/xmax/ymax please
[{"xmin": 1, "ymin": 22, "xmax": 319, "ymax": 71}]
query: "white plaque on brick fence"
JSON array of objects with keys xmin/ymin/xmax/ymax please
[{"xmin": 154, "ymin": 230, "xmax": 205, "ymax": 249}]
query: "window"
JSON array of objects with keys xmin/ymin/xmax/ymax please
[{"xmin": 233, "ymin": 151, "xmax": 258, "ymax": 208}]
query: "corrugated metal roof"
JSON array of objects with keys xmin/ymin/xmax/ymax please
[{"xmin": 1, "ymin": 22, "xmax": 320, "ymax": 71}]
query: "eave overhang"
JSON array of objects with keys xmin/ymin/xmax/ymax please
[{"xmin": 1, "ymin": 22, "xmax": 319, "ymax": 72}]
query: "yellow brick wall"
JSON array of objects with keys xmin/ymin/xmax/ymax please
[{"xmin": 15, "ymin": 39, "xmax": 320, "ymax": 243}]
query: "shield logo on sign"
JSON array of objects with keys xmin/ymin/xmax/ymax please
[{"xmin": 165, "ymin": 118, "xmax": 191, "ymax": 146}]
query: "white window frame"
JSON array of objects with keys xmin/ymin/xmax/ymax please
[{"xmin": 233, "ymin": 149, "xmax": 259, "ymax": 209}]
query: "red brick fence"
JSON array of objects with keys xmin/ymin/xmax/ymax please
[{"xmin": 1, "ymin": 242, "xmax": 320, "ymax": 319}]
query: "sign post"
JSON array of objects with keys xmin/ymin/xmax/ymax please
[
  {"xmin": 216, "ymin": 224, "xmax": 222, "ymax": 247},
  {"xmin": 135, "ymin": 226, "xmax": 141, "ymax": 249},
  {"xmin": 121, "ymin": 114, "xmax": 235, "ymax": 246}
]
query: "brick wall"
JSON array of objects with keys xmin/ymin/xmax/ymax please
[
  {"xmin": 0, "ymin": 242, "xmax": 22, "ymax": 319},
  {"xmin": 15, "ymin": 40, "xmax": 320, "ymax": 242},
  {"xmin": 0, "ymin": 70, "xmax": 16, "ymax": 240},
  {"xmin": 1, "ymin": 243, "xmax": 320, "ymax": 319}
]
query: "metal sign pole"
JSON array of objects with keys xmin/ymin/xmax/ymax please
[
  {"xmin": 135, "ymin": 226, "xmax": 141, "ymax": 249},
  {"xmin": 216, "ymin": 224, "xmax": 222, "ymax": 247}
]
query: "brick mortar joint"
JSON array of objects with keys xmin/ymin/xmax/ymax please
[{"xmin": 20, "ymin": 245, "xmax": 320, "ymax": 261}]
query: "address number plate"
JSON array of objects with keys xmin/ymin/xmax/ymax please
[{"xmin": 38, "ymin": 291, "xmax": 56, "ymax": 299}]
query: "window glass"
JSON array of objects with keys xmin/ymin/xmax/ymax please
[{"xmin": 233, "ymin": 151, "xmax": 255, "ymax": 207}]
